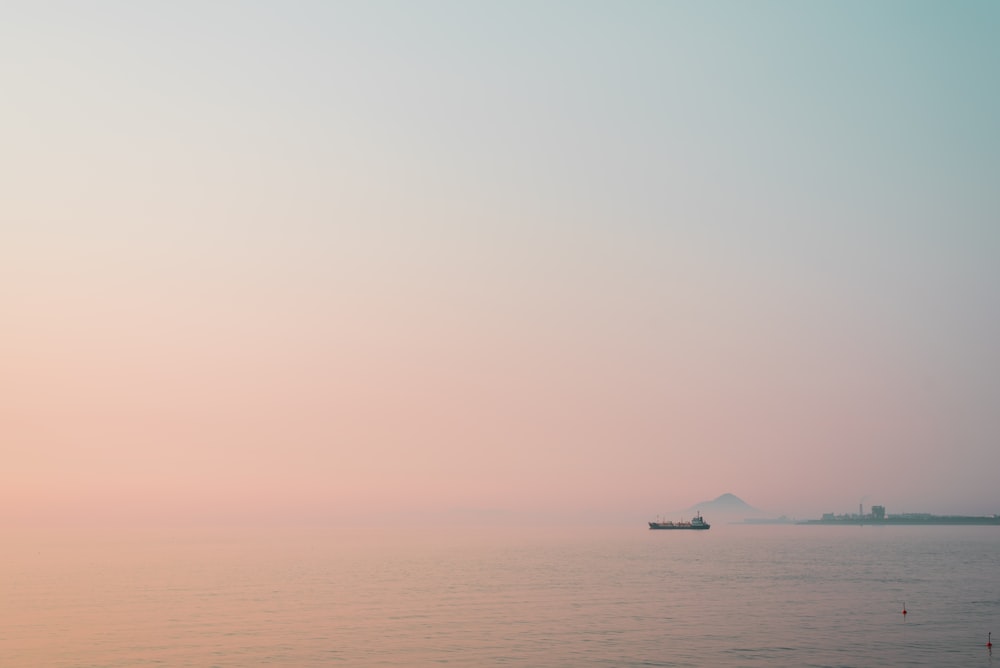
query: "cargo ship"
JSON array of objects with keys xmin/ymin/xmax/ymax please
[{"xmin": 649, "ymin": 511, "xmax": 710, "ymax": 530}]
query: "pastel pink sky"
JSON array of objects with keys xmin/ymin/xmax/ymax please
[{"xmin": 4, "ymin": 3, "xmax": 999, "ymax": 525}]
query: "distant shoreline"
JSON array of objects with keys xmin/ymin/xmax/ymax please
[{"xmin": 797, "ymin": 515, "xmax": 1000, "ymax": 526}]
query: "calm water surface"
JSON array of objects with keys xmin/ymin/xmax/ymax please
[{"xmin": 2, "ymin": 524, "xmax": 998, "ymax": 666}]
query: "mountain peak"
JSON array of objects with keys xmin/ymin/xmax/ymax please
[
  {"xmin": 687, "ymin": 493, "xmax": 759, "ymax": 514},
  {"xmin": 713, "ymin": 493, "xmax": 749, "ymax": 505}
]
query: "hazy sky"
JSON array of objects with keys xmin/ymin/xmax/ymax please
[{"xmin": 4, "ymin": 1, "xmax": 999, "ymax": 525}]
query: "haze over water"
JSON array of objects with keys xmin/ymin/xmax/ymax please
[
  {"xmin": 4, "ymin": 2, "xmax": 1000, "ymax": 665},
  {"xmin": 4, "ymin": 524, "xmax": 998, "ymax": 666}
]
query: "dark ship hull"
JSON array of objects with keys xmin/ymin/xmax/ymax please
[{"xmin": 648, "ymin": 512, "xmax": 710, "ymax": 530}]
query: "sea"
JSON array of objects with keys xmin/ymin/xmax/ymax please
[{"xmin": 2, "ymin": 523, "xmax": 998, "ymax": 667}]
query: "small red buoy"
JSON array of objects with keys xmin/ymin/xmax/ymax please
[
  {"xmin": 987, "ymin": 632, "xmax": 992, "ymax": 648},
  {"xmin": 902, "ymin": 602, "xmax": 907, "ymax": 615}
]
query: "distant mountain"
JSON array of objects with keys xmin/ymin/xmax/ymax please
[{"xmin": 686, "ymin": 493, "xmax": 761, "ymax": 516}]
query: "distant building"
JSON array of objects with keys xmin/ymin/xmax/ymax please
[{"xmin": 871, "ymin": 505, "xmax": 885, "ymax": 520}]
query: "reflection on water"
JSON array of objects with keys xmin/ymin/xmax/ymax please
[{"xmin": 2, "ymin": 525, "xmax": 998, "ymax": 666}]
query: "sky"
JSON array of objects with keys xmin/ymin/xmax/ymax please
[{"xmin": 3, "ymin": 1, "xmax": 999, "ymax": 526}]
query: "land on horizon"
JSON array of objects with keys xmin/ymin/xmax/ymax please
[{"xmin": 672, "ymin": 493, "xmax": 1000, "ymax": 526}]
